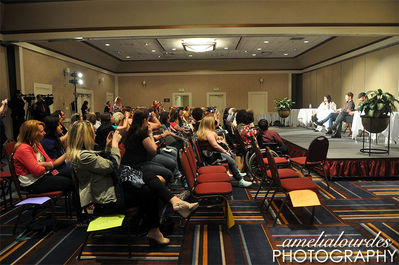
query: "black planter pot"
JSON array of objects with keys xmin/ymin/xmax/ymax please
[{"xmin": 361, "ymin": 115, "xmax": 390, "ymax": 133}]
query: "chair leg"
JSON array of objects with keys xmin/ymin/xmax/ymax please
[
  {"xmin": 322, "ymin": 164, "xmax": 329, "ymax": 189},
  {"xmin": 13, "ymin": 205, "xmax": 25, "ymax": 235},
  {"xmin": 265, "ymin": 190, "xmax": 277, "ymax": 212},
  {"xmin": 127, "ymin": 216, "xmax": 132, "ymax": 258},
  {"xmin": 254, "ymin": 177, "xmax": 266, "ymax": 199},
  {"xmin": 261, "ymin": 184, "xmax": 273, "ymax": 206},
  {"xmin": 273, "ymin": 196, "xmax": 288, "ymax": 225},
  {"xmin": 311, "ymin": 206, "xmax": 316, "ymax": 224},
  {"xmin": 78, "ymin": 233, "xmax": 90, "ymax": 260}
]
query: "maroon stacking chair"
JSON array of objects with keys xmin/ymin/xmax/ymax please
[
  {"xmin": 290, "ymin": 136, "xmax": 329, "ymax": 188},
  {"xmin": 180, "ymin": 149, "xmax": 232, "ymax": 225},
  {"xmin": 263, "ymin": 147, "xmax": 319, "ymax": 224},
  {"xmin": 186, "ymin": 141, "xmax": 227, "ymax": 175},
  {"xmin": 9, "ymin": 153, "xmax": 71, "ymax": 234},
  {"xmin": 184, "ymin": 144, "xmax": 230, "ymax": 183},
  {"xmin": 191, "ymin": 137, "xmax": 229, "ymax": 173},
  {"xmin": 250, "ymin": 138, "xmax": 300, "ymax": 199},
  {"xmin": 0, "ymin": 141, "xmax": 16, "ymax": 207}
]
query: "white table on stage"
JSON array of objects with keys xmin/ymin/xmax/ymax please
[
  {"xmin": 297, "ymin": 108, "xmax": 317, "ymax": 127},
  {"xmin": 351, "ymin": 111, "xmax": 399, "ymax": 144},
  {"xmin": 257, "ymin": 113, "xmax": 283, "ymax": 124}
]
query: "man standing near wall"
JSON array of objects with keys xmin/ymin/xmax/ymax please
[{"xmin": 8, "ymin": 90, "xmax": 25, "ymax": 140}]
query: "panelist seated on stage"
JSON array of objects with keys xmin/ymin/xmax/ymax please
[
  {"xmin": 316, "ymin": 92, "xmax": 355, "ymax": 138},
  {"xmin": 311, "ymin": 95, "xmax": 337, "ymax": 132}
]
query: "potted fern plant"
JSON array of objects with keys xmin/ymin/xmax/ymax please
[
  {"xmin": 274, "ymin": 97, "xmax": 295, "ymax": 118},
  {"xmin": 358, "ymin": 89, "xmax": 399, "ymax": 133}
]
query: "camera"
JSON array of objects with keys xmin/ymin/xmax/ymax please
[
  {"xmin": 22, "ymin": 93, "xmax": 35, "ymax": 102},
  {"xmin": 41, "ymin": 94, "xmax": 54, "ymax": 100}
]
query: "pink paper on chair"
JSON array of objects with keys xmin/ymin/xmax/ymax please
[{"xmin": 16, "ymin": 197, "xmax": 51, "ymax": 206}]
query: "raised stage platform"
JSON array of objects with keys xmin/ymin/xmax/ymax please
[{"xmin": 274, "ymin": 127, "xmax": 399, "ymax": 178}]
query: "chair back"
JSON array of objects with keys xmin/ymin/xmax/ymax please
[
  {"xmin": 186, "ymin": 141, "xmax": 199, "ymax": 172},
  {"xmin": 9, "ymin": 153, "xmax": 23, "ymax": 198},
  {"xmin": 250, "ymin": 138, "xmax": 268, "ymax": 178},
  {"xmin": 232, "ymin": 126, "xmax": 247, "ymax": 154},
  {"xmin": 263, "ymin": 146, "xmax": 282, "ymax": 188},
  {"xmin": 179, "ymin": 149, "xmax": 196, "ymax": 190},
  {"xmin": 307, "ymin": 136, "xmax": 329, "ymax": 163},
  {"xmin": 190, "ymin": 138, "xmax": 204, "ymax": 165},
  {"xmin": 5, "ymin": 141, "xmax": 16, "ymax": 160}
]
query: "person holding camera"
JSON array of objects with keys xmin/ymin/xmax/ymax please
[
  {"xmin": 8, "ymin": 90, "xmax": 25, "ymax": 140},
  {"xmin": 32, "ymin": 94, "xmax": 53, "ymax": 121}
]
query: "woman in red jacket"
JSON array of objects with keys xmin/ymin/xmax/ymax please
[{"xmin": 13, "ymin": 120, "xmax": 73, "ymax": 194}]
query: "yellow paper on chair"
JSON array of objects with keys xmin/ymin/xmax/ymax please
[
  {"xmin": 227, "ymin": 201, "xmax": 235, "ymax": 229},
  {"xmin": 289, "ymin": 190, "xmax": 321, "ymax": 208},
  {"xmin": 87, "ymin": 214, "xmax": 125, "ymax": 232}
]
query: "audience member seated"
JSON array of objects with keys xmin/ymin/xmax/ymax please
[
  {"xmin": 94, "ymin": 112, "xmax": 102, "ymax": 131},
  {"xmin": 86, "ymin": 112, "xmax": 97, "ymax": 128},
  {"xmin": 196, "ymin": 115, "xmax": 252, "ymax": 188},
  {"xmin": 70, "ymin": 113, "xmax": 82, "ymax": 124},
  {"xmin": 113, "ymin": 111, "xmax": 130, "ymax": 135},
  {"xmin": 41, "ymin": 116, "xmax": 69, "ymax": 170},
  {"xmin": 95, "ymin": 113, "xmax": 115, "ymax": 150},
  {"xmin": 240, "ymin": 110, "xmax": 257, "ymax": 149},
  {"xmin": 316, "ymin": 92, "xmax": 355, "ymax": 138},
  {"xmin": 66, "ymin": 121, "xmax": 198, "ymax": 246},
  {"xmin": 158, "ymin": 112, "xmax": 185, "ymax": 151},
  {"xmin": 113, "ymin": 97, "xmax": 122, "ymax": 113},
  {"xmin": 169, "ymin": 108, "xmax": 187, "ymax": 134},
  {"xmin": 312, "ymin": 95, "xmax": 337, "ymax": 132},
  {"xmin": 191, "ymin": 107, "xmax": 204, "ymax": 132},
  {"xmin": 258, "ymin": 119, "xmax": 291, "ymax": 156},
  {"xmin": 104, "ymin": 100, "xmax": 112, "ymax": 114},
  {"xmin": 52, "ymin": 109, "xmax": 68, "ymax": 135},
  {"xmin": 232, "ymin": 109, "xmax": 247, "ymax": 132},
  {"xmin": 13, "ymin": 120, "xmax": 73, "ymax": 195},
  {"xmin": 122, "ymin": 110, "xmax": 179, "ymax": 183}
]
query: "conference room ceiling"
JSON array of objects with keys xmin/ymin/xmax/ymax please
[{"xmin": 30, "ymin": 35, "xmax": 388, "ymax": 72}]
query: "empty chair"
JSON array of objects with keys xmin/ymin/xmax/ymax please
[
  {"xmin": 263, "ymin": 147, "xmax": 319, "ymax": 224},
  {"xmin": 250, "ymin": 138, "xmax": 299, "ymax": 199},
  {"xmin": 290, "ymin": 136, "xmax": 329, "ymax": 188}
]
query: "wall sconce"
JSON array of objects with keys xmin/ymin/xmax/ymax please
[
  {"xmin": 142, "ymin": 80, "xmax": 147, "ymax": 87},
  {"xmin": 259, "ymin": 78, "xmax": 264, "ymax": 85},
  {"xmin": 64, "ymin": 68, "xmax": 70, "ymax": 77},
  {"xmin": 99, "ymin": 77, "xmax": 105, "ymax": 84}
]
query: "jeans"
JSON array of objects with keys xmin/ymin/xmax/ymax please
[
  {"xmin": 141, "ymin": 161, "xmax": 173, "ymax": 183},
  {"xmin": 319, "ymin": 112, "xmax": 339, "ymax": 130},
  {"xmin": 152, "ymin": 147, "xmax": 182, "ymax": 178},
  {"xmin": 333, "ymin": 112, "xmax": 350, "ymax": 136},
  {"xmin": 220, "ymin": 152, "xmax": 242, "ymax": 181}
]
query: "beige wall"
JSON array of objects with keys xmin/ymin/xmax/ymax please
[
  {"xmin": 302, "ymin": 44, "xmax": 399, "ymax": 108},
  {"xmin": 22, "ymin": 48, "xmax": 115, "ymax": 118},
  {"xmin": 118, "ymin": 73, "xmax": 289, "ymax": 112},
  {"xmin": 0, "ymin": 45, "xmax": 12, "ymax": 139}
]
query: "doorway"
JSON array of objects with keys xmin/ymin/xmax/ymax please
[
  {"xmin": 207, "ymin": 92, "xmax": 226, "ymax": 113},
  {"xmin": 173, "ymin": 93, "xmax": 192, "ymax": 107},
  {"xmin": 77, "ymin": 88, "xmax": 94, "ymax": 115},
  {"xmin": 248, "ymin": 91, "xmax": 268, "ymax": 122}
]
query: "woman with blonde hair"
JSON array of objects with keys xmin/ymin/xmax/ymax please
[
  {"xmin": 196, "ymin": 115, "xmax": 252, "ymax": 188},
  {"xmin": 13, "ymin": 120, "xmax": 73, "ymax": 194},
  {"xmin": 67, "ymin": 120, "xmax": 196, "ymax": 246}
]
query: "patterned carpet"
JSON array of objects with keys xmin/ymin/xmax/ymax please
[{"xmin": 1, "ymin": 175, "xmax": 399, "ymax": 264}]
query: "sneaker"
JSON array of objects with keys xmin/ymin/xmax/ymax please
[
  {"xmin": 238, "ymin": 179, "xmax": 252, "ymax": 188},
  {"xmin": 239, "ymin": 172, "xmax": 247, "ymax": 177},
  {"xmin": 331, "ymin": 134, "xmax": 341, "ymax": 138},
  {"xmin": 227, "ymin": 171, "xmax": 233, "ymax": 177},
  {"xmin": 316, "ymin": 120, "xmax": 324, "ymax": 126},
  {"xmin": 325, "ymin": 130, "xmax": 333, "ymax": 135}
]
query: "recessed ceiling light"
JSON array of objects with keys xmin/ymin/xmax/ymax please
[
  {"xmin": 151, "ymin": 50, "xmax": 156, "ymax": 52},
  {"xmin": 224, "ymin": 47, "xmax": 228, "ymax": 50},
  {"xmin": 126, "ymin": 56, "xmax": 130, "ymax": 59},
  {"xmin": 188, "ymin": 54, "xmax": 193, "ymax": 57},
  {"xmin": 304, "ymin": 40, "xmax": 309, "ymax": 43},
  {"xmin": 252, "ymin": 54, "xmax": 257, "ymax": 56},
  {"xmin": 264, "ymin": 41, "xmax": 269, "ymax": 44},
  {"xmin": 172, "ymin": 48, "xmax": 177, "ymax": 51},
  {"xmin": 283, "ymin": 53, "xmax": 289, "ymax": 56},
  {"xmin": 145, "ymin": 43, "xmax": 149, "ymax": 46},
  {"xmin": 257, "ymin": 48, "xmax": 262, "ymax": 51},
  {"xmin": 244, "ymin": 50, "xmax": 248, "ymax": 53},
  {"xmin": 158, "ymin": 55, "xmax": 161, "ymax": 58},
  {"xmin": 105, "ymin": 43, "xmax": 110, "ymax": 47},
  {"xmin": 182, "ymin": 38, "xmax": 216, "ymax": 53}
]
